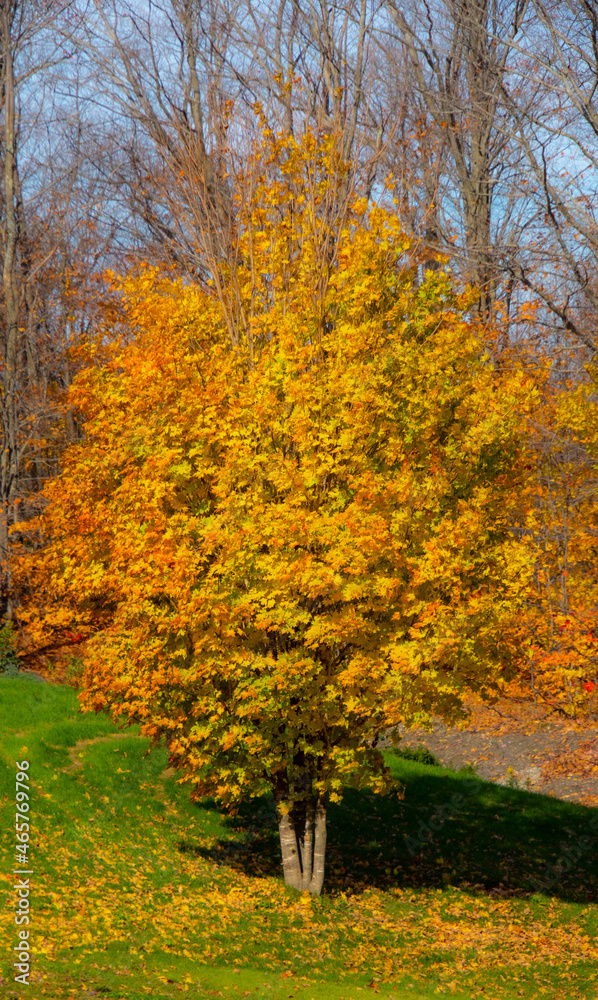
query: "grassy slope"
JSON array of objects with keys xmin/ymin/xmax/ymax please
[{"xmin": 0, "ymin": 676, "xmax": 597, "ymax": 1000}]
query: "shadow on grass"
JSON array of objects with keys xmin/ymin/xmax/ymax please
[{"xmin": 178, "ymin": 756, "xmax": 598, "ymax": 903}]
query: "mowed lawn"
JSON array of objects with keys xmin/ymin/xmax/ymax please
[{"xmin": 0, "ymin": 676, "xmax": 597, "ymax": 1000}]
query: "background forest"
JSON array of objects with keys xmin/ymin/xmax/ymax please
[{"xmin": 1, "ymin": 0, "xmax": 598, "ymax": 718}]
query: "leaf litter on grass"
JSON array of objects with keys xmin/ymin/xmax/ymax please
[
  {"xmin": 3, "ymin": 830, "xmax": 596, "ymax": 995},
  {"xmin": 1, "ymin": 679, "xmax": 597, "ymax": 999}
]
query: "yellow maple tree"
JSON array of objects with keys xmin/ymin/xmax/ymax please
[{"xmin": 15, "ymin": 130, "xmax": 537, "ymax": 893}]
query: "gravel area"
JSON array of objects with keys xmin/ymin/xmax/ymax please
[{"xmin": 391, "ymin": 714, "xmax": 598, "ymax": 807}]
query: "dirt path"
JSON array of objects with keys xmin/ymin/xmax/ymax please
[
  {"xmin": 60, "ymin": 732, "xmax": 140, "ymax": 773},
  {"xmin": 60, "ymin": 732, "xmax": 178, "ymax": 811}
]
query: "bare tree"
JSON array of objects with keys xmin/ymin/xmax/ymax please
[
  {"xmin": 0, "ymin": 0, "xmax": 74, "ymax": 617},
  {"xmin": 382, "ymin": 0, "xmax": 533, "ymax": 321},
  {"xmin": 0, "ymin": 0, "xmax": 119, "ymax": 619},
  {"xmin": 75, "ymin": 0, "xmax": 382, "ymax": 277},
  {"xmin": 499, "ymin": 0, "xmax": 598, "ymax": 357},
  {"xmin": 75, "ymin": 0, "xmax": 242, "ymax": 282},
  {"xmin": 69, "ymin": 0, "xmax": 390, "ymax": 365},
  {"xmin": 227, "ymin": 0, "xmax": 376, "ymax": 158}
]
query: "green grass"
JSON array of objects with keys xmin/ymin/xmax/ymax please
[{"xmin": 1, "ymin": 675, "xmax": 597, "ymax": 999}]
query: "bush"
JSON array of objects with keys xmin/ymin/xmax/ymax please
[
  {"xmin": 394, "ymin": 744, "xmax": 440, "ymax": 767},
  {"xmin": 0, "ymin": 620, "xmax": 20, "ymax": 675},
  {"xmin": 65, "ymin": 654, "xmax": 85, "ymax": 685}
]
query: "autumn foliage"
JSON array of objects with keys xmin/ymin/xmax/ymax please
[
  {"xmin": 513, "ymin": 353, "xmax": 598, "ymax": 715},
  {"xmin": 17, "ymin": 131, "xmax": 537, "ymax": 893}
]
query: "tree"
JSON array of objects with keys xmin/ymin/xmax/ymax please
[
  {"xmin": 384, "ymin": 0, "xmax": 534, "ymax": 323},
  {"xmin": 75, "ymin": 0, "xmax": 385, "ymax": 288},
  {"xmin": 0, "ymin": 0, "xmax": 61, "ymax": 616},
  {"xmin": 19, "ymin": 131, "xmax": 535, "ymax": 893},
  {"xmin": 515, "ymin": 350, "xmax": 598, "ymax": 715},
  {"xmin": 0, "ymin": 0, "xmax": 118, "ymax": 621},
  {"xmin": 501, "ymin": 0, "xmax": 598, "ymax": 355}
]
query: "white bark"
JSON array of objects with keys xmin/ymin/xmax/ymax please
[
  {"xmin": 299, "ymin": 801, "xmax": 314, "ymax": 891},
  {"xmin": 277, "ymin": 793, "xmax": 327, "ymax": 895},
  {"xmin": 309, "ymin": 796, "xmax": 327, "ymax": 896},
  {"xmin": 278, "ymin": 810, "xmax": 302, "ymax": 891}
]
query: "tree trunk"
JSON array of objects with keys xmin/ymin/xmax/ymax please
[
  {"xmin": 276, "ymin": 793, "xmax": 327, "ymax": 895},
  {"xmin": 1, "ymin": 8, "xmax": 19, "ymax": 620},
  {"xmin": 310, "ymin": 796, "xmax": 327, "ymax": 895},
  {"xmin": 387, "ymin": 0, "xmax": 528, "ymax": 324},
  {"xmin": 278, "ymin": 810, "xmax": 303, "ymax": 890}
]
